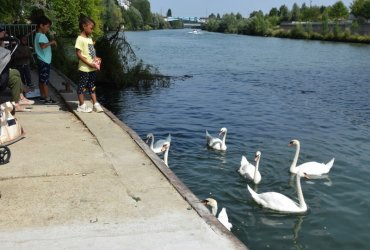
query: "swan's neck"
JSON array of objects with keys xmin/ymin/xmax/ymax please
[
  {"xmin": 290, "ymin": 143, "xmax": 300, "ymax": 173},
  {"xmin": 149, "ymin": 135, "xmax": 154, "ymax": 149},
  {"xmin": 221, "ymin": 131, "xmax": 227, "ymax": 147},
  {"xmin": 296, "ymin": 173, "xmax": 307, "ymax": 210},
  {"xmin": 163, "ymin": 146, "xmax": 169, "ymax": 167},
  {"xmin": 211, "ymin": 204, "xmax": 218, "ymax": 216},
  {"xmin": 254, "ymin": 157, "xmax": 260, "ymax": 181}
]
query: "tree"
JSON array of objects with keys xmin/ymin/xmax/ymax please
[
  {"xmin": 269, "ymin": 7, "xmax": 279, "ymax": 17},
  {"xmin": 351, "ymin": 0, "xmax": 370, "ymax": 19},
  {"xmin": 166, "ymin": 8, "xmax": 172, "ymax": 17},
  {"xmin": 248, "ymin": 12, "xmax": 269, "ymax": 35},
  {"xmin": 103, "ymin": 0, "xmax": 123, "ymax": 31},
  {"xmin": 350, "ymin": 0, "xmax": 366, "ymax": 17},
  {"xmin": 322, "ymin": 11, "xmax": 329, "ymax": 34},
  {"xmin": 0, "ymin": 0, "xmax": 23, "ymax": 23},
  {"xmin": 279, "ymin": 5, "xmax": 290, "ymax": 22},
  {"xmin": 236, "ymin": 12, "xmax": 243, "ymax": 20},
  {"xmin": 330, "ymin": 1, "xmax": 349, "ymax": 20},
  {"xmin": 291, "ymin": 3, "xmax": 301, "ymax": 21},
  {"xmin": 125, "ymin": 6, "xmax": 144, "ymax": 30},
  {"xmin": 208, "ymin": 13, "xmax": 216, "ymax": 19},
  {"xmin": 131, "ymin": 0, "xmax": 152, "ymax": 25},
  {"xmin": 217, "ymin": 13, "xmax": 221, "ymax": 19},
  {"xmin": 249, "ymin": 10, "xmax": 263, "ymax": 18}
]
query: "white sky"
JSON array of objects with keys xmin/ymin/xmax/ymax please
[{"xmin": 149, "ymin": 0, "xmax": 354, "ymax": 17}]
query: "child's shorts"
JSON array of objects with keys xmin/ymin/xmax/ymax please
[
  {"xmin": 77, "ymin": 71, "xmax": 97, "ymax": 95},
  {"xmin": 37, "ymin": 60, "xmax": 50, "ymax": 85}
]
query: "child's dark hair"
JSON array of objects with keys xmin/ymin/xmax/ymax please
[
  {"xmin": 79, "ymin": 16, "xmax": 96, "ymax": 31},
  {"xmin": 36, "ymin": 15, "xmax": 52, "ymax": 28}
]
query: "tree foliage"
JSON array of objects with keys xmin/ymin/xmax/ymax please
[
  {"xmin": 131, "ymin": 0, "xmax": 152, "ymax": 25},
  {"xmin": 351, "ymin": 0, "xmax": 370, "ymax": 19},
  {"xmin": 329, "ymin": 1, "xmax": 349, "ymax": 20}
]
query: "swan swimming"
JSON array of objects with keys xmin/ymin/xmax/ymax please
[
  {"xmin": 238, "ymin": 151, "xmax": 262, "ymax": 184},
  {"xmin": 247, "ymin": 170, "xmax": 308, "ymax": 213},
  {"xmin": 161, "ymin": 141, "xmax": 170, "ymax": 167},
  {"xmin": 202, "ymin": 198, "xmax": 232, "ymax": 231},
  {"xmin": 206, "ymin": 127, "xmax": 227, "ymax": 151},
  {"xmin": 146, "ymin": 133, "xmax": 171, "ymax": 154},
  {"xmin": 289, "ymin": 139, "xmax": 335, "ymax": 176}
]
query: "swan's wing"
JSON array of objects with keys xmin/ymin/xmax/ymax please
[
  {"xmin": 218, "ymin": 208, "xmax": 232, "ymax": 231},
  {"xmin": 152, "ymin": 139, "xmax": 165, "ymax": 154},
  {"xmin": 239, "ymin": 160, "xmax": 257, "ymax": 180},
  {"xmin": 326, "ymin": 158, "xmax": 335, "ymax": 169},
  {"xmin": 241, "ymin": 155, "xmax": 249, "ymax": 166},
  {"xmin": 297, "ymin": 160, "xmax": 333, "ymax": 176},
  {"xmin": 153, "ymin": 135, "xmax": 172, "ymax": 154}
]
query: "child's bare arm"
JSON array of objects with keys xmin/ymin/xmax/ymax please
[{"xmin": 39, "ymin": 40, "xmax": 57, "ymax": 49}]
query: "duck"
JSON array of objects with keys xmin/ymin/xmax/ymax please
[
  {"xmin": 289, "ymin": 139, "xmax": 334, "ymax": 176},
  {"xmin": 247, "ymin": 170, "xmax": 308, "ymax": 213},
  {"xmin": 238, "ymin": 151, "xmax": 262, "ymax": 184},
  {"xmin": 206, "ymin": 127, "xmax": 227, "ymax": 151},
  {"xmin": 202, "ymin": 198, "xmax": 232, "ymax": 231},
  {"xmin": 146, "ymin": 133, "xmax": 171, "ymax": 154}
]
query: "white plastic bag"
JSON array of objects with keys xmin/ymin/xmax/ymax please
[{"xmin": 0, "ymin": 102, "xmax": 23, "ymax": 144}]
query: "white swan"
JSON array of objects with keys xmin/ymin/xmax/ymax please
[
  {"xmin": 247, "ymin": 170, "xmax": 308, "ymax": 213},
  {"xmin": 206, "ymin": 127, "xmax": 227, "ymax": 151},
  {"xmin": 238, "ymin": 151, "xmax": 262, "ymax": 184},
  {"xmin": 161, "ymin": 141, "xmax": 170, "ymax": 167},
  {"xmin": 289, "ymin": 139, "xmax": 335, "ymax": 176},
  {"xmin": 202, "ymin": 198, "xmax": 232, "ymax": 231},
  {"xmin": 146, "ymin": 133, "xmax": 171, "ymax": 154}
]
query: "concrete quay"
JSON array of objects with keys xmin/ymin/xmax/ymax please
[{"xmin": 0, "ymin": 69, "xmax": 247, "ymax": 249}]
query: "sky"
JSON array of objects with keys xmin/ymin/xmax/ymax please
[{"xmin": 149, "ymin": 0, "xmax": 354, "ymax": 17}]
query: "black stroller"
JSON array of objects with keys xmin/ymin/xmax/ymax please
[{"xmin": 0, "ymin": 35, "xmax": 24, "ymax": 164}]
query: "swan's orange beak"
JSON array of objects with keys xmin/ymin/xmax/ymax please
[
  {"xmin": 254, "ymin": 155, "xmax": 259, "ymax": 162},
  {"xmin": 303, "ymin": 173, "xmax": 310, "ymax": 179}
]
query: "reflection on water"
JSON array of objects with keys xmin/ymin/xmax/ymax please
[{"xmin": 99, "ymin": 30, "xmax": 370, "ymax": 250}]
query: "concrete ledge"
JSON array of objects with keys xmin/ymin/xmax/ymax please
[{"xmin": 0, "ymin": 67, "xmax": 248, "ymax": 249}]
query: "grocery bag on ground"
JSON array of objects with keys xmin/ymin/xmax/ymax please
[{"xmin": 0, "ymin": 102, "xmax": 23, "ymax": 144}]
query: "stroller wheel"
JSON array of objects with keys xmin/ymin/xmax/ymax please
[{"xmin": 0, "ymin": 146, "xmax": 11, "ymax": 165}]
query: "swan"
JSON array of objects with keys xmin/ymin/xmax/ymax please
[
  {"xmin": 161, "ymin": 141, "xmax": 170, "ymax": 167},
  {"xmin": 238, "ymin": 151, "xmax": 262, "ymax": 184},
  {"xmin": 202, "ymin": 198, "xmax": 232, "ymax": 231},
  {"xmin": 146, "ymin": 133, "xmax": 171, "ymax": 154},
  {"xmin": 206, "ymin": 127, "xmax": 227, "ymax": 151},
  {"xmin": 247, "ymin": 170, "xmax": 308, "ymax": 213},
  {"xmin": 289, "ymin": 139, "xmax": 335, "ymax": 176}
]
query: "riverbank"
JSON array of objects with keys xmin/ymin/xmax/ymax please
[{"xmin": 0, "ymin": 69, "xmax": 246, "ymax": 249}]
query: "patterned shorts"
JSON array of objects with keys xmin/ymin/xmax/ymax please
[
  {"xmin": 37, "ymin": 60, "xmax": 50, "ymax": 85},
  {"xmin": 77, "ymin": 71, "xmax": 96, "ymax": 95}
]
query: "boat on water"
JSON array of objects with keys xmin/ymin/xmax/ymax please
[{"xmin": 188, "ymin": 29, "xmax": 202, "ymax": 34}]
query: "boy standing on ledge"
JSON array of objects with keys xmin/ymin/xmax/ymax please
[
  {"xmin": 34, "ymin": 15, "xmax": 58, "ymax": 104},
  {"xmin": 74, "ymin": 16, "xmax": 103, "ymax": 113}
]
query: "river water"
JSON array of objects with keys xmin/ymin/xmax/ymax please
[{"xmin": 99, "ymin": 30, "xmax": 370, "ymax": 249}]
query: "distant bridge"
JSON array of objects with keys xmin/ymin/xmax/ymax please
[{"xmin": 165, "ymin": 16, "xmax": 207, "ymax": 28}]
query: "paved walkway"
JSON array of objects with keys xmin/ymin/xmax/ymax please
[{"xmin": 0, "ymin": 70, "xmax": 247, "ymax": 249}]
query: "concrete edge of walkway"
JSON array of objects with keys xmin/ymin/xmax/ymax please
[{"xmin": 51, "ymin": 67, "xmax": 248, "ymax": 250}]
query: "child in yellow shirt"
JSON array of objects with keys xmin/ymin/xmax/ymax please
[{"xmin": 74, "ymin": 16, "xmax": 103, "ymax": 113}]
